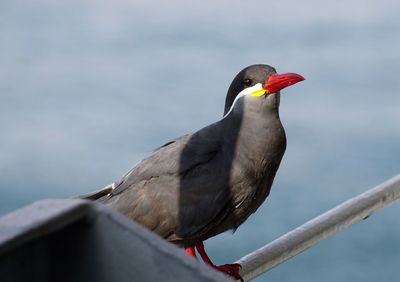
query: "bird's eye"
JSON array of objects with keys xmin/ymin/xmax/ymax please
[{"xmin": 244, "ymin": 79, "xmax": 252, "ymax": 86}]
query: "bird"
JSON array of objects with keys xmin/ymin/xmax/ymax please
[{"xmin": 81, "ymin": 64, "xmax": 304, "ymax": 280}]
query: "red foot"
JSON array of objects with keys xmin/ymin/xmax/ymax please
[
  {"xmin": 214, "ymin": 263, "xmax": 243, "ymax": 281},
  {"xmin": 194, "ymin": 242, "xmax": 243, "ymax": 281}
]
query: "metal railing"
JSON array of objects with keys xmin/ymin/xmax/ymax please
[{"xmin": 236, "ymin": 174, "xmax": 400, "ymax": 281}]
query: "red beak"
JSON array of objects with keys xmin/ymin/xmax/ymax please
[{"xmin": 263, "ymin": 72, "xmax": 305, "ymax": 94}]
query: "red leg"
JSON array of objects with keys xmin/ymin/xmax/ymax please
[
  {"xmin": 184, "ymin": 246, "xmax": 197, "ymax": 258},
  {"xmin": 195, "ymin": 241, "xmax": 243, "ymax": 281},
  {"xmin": 195, "ymin": 241, "xmax": 216, "ymax": 266}
]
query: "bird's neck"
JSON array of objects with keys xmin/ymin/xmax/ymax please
[{"xmin": 223, "ymin": 95, "xmax": 287, "ymax": 169}]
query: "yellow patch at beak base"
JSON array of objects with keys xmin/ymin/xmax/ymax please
[{"xmin": 249, "ymin": 88, "xmax": 267, "ymax": 97}]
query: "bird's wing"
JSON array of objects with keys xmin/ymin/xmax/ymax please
[{"xmin": 104, "ymin": 123, "xmax": 238, "ymax": 240}]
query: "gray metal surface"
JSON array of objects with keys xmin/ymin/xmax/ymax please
[
  {"xmin": 237, "ymin": 174, "xmax": 400, "ymax": 281},
  {"xmin": 0, "ymin": 199, "xmax": 231, "ymax": 282}
]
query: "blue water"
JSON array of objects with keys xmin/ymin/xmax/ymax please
[{"xmin": 1, "ymin": 1, "xmax": 399, "ymax": 281}]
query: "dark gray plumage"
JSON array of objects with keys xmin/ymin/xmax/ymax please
[{"xmin": 87, "ymin": 64, "xmax": 288, "ymax": 247}]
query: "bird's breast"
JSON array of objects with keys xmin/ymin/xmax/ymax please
[{"xmin": 227, "ymin": 115, "xmax": 287, "ymax": 228}]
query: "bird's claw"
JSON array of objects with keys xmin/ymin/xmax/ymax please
[{"xmin": 214, "ymin": 263, "xmax": 243, "ymax": 281}]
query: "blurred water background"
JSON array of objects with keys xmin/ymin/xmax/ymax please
[{"xmin": 1, "ymin": 1, "xmax": 399, "ymax": 281}]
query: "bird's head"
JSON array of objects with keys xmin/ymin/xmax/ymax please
[{"xmin": 224, "ymin": 64, "xmax": 304, "ymax": 116}]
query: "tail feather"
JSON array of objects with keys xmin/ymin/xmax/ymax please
[{"xmin": 76, "ymin": 183, "xmax": 114, "ymax": 200}]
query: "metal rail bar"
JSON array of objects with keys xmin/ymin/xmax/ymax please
[{"xmin": 236, "ymin": 174, "xmax": 400, "ymax": 281}]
